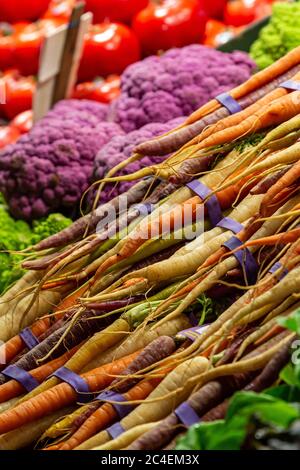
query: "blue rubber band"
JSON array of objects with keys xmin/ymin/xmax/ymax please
[
  {"xmin": 2, "ymin": 365, "xmax": 39, "ymax": 392},
  {"xmin": 269, "ymin": 261, "xmax": 289, "ymax": 280},
  {"xmin": 52, "ymin": 367, "xmax": 92, "ymax": 402},
  {"xmin": 280, "ymin": 80, "xmax": 300, "ymax": 91},
  {"xmin": 223, "ymin": 236, "xmax": 258, "ymax": 285},
  {"xmin": 215, "ymin": 93, "xmax": 242, "ymax": 114},
  {"xmin": 178, "ymin": 325, "xmax": 210, "ymax": 343},
  {"xmin": 19, "ymin": 327, "xmax": 39, "ymax": 350},
  {"xmin": 175, "ymin": 402, "xmax": 200, "ymax": 426},
  {"xmin": 217, "ymin": 217, "xmax": 243, "ymax": 234},
  {"xmin": 96, "ymin": 390, "xmax": 133, "ymax": 419},
  {"xmin": 186, "ymin": 180, "xmax": 223, "ymax": 227},
  {"xmin": 106, "ymin": 422, "xmax": 125, "ymax": 439}
]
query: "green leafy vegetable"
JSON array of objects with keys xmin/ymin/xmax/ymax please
[
  {"xmin": 0, "ymin": 196, "xmax": 72, "ymax": 294},
  {"xmin": 176, "ymin": 392, "xmax": 299, "ymax": 450},
  {"xmin": 278, "ymin": 308, "xmax": 300, "ymax": 336}
]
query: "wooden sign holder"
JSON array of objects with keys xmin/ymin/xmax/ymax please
[{"xmin": 33, "ymin": 2, "xmax": 92, "ymax": 123}]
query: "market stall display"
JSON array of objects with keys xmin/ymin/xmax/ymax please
[
  {"xmin": 1, "ymin": 0, "xmax": 300, "ymax": 455},
  {"xmin": 0, "ymin": 47, "xmax": 300, "ymax": 451}
]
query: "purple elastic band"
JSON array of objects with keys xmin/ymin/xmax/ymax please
[
  {"xmin": 280, "ymin": 80, "xmax": 300, "ymax": 91},
  {"xmin": 178, "ymin": 325, "xmax": 209, "ymax": 343},
  {"xmin": 215, "ymin": 93, "xmax": 242, "ymax": 114},
  {"xmin": 134, "ymin": 202, "xmax": 154, "ymax": 216},
  {"xmin": 96, "ymin": 390, "xmax": 133, "ymax": 419},
  {"xmin": 269, "ymin": 261, "xmax": 289, "ymax": 280},
  {"xmin": 2, "ymin": 365, "xmax": 39, "ymax": 392},
  {"xmin": 223, "ymin": 236, "xmax": 258, "ymax": 285},
  {"xmin": 175, "ymin": 402, "xmax": 200, "ymax": 426},
  {"xmin": 19, "ymin": 327, "xmax": 39, "ymax": 350},
  {"xmin": 107, "ymin": 422, "xmax": 125, "ymax": 439},
  {"xmin": 217, "ymin": 217, "xmax": 243, "ymax": 235},
  {"xmin": 186, "ymin": 180, "xmax": 223, "ymax": 227},
  {"xmin": 53, "ymin": 367, "xmax": 92, "ymax": 402}
]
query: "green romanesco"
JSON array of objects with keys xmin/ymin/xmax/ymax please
[
  {"xmin": 250, "ymin": 2, "xmax": 300, "ymax": 70},
  {"xmin": 31, "ymin": 213, "xmax": 72, "ymax": 245},
  {"xmin": 0, "ymin": 198, "xmax": 72, "ymax": 294}
]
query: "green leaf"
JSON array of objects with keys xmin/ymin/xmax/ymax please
[
  {"xmin": 266, "ymin": 384, "xmax": 300, "ymax": 403},
  {"xmin": 278, "ymin": 308, "xmax": 300, "ymax": 335},
  {"xmin": 176, "ymin": 420, "xmax": 246, "ymax": 451},
  {"xmin": 176, "ymin": 391, "xmax": 300, "ymax": 450},
  {"xmin": 280, "ymin": 362, "xmax": 300, "ymax": 388},
  {"xmin": 226, "ymin": 391, "xmax": 299, "ymax": 428}
]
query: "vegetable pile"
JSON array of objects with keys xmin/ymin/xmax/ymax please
[
  {"xmin": 250, "ymin": 2, "xmax": 300, "ymax": 70},
  {"xmin": 2, "ymin": 46, "xmax": 300, "ymax": 452},
  {"xmin": 0, "ymin": 45, "xmax": 255, "ymax": 221}
]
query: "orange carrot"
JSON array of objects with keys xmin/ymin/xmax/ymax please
[
  {"xmin": 94, "ymin": 172, "xmax": 258, "ymax": 279},
  {"xmin": 261, "ymin": 160, "xmax": 300, "ymax": 216},
  {"xmin": 0, "ymin": 346, "xmax": 80, "ymax": 403},
  {"xmin": 189, "ymin": 87, "xmax": 289, "ymax": 147},
  {"xmin": 0, "ymin": 351, "xmax": 140, "ymax": 434},
  {"xmin": 238, "ymin": 228, "xmax": 300, "ymax": 248},
  {"xmin": 0, "ymin": 283, "xmax": 89, "ymax": 367},
  {"xmin": 186, "ymin": 46, "xmax": 300, "ymax": 123},
  {"xmin": 57, "ymin": 377, "xmax": 161, "ymax": 451},
  {"xmin": 254, "ymin": 325, "xmax": 285, "ymax": 346},
  {"xmin": 94, "ymin": 196, "xmax": 200, "ymax": 277},
  {"xmin": 195, "ymin": 91, "xmax": 300, "ymax": 151}
]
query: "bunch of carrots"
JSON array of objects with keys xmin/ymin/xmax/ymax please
[{"xmin": 1, "ymin": 47, "xmax": 300, "ymax": 450}]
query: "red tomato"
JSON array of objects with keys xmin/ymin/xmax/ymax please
[
  {"xmin": 11, "ymin": 110, "xmax": 33, "ymax": 134},
  {"xmin": 14, "ymin": 19, "xmax": 66, "ymax": 76},
  {"xmin": 0, "ymin": 125, "xmax": 20, "ymax": 149},
  {"xmin": 84, "ymin": 0, "xmax": 149, "ymax": 24},
  {"xmin": 0, "ymin": 34, "xmax": 14, "ymax": 71},
  {"xmin": 0, "ymin": 0, "xmax": 51, "ymax": 23},
  {"xmin": 0, "ymin": 71, "xmax": 35, "ymax": 120},
  {"xmin": 132, "ymin": 0, "xmax": 207, "ymax": 56},
  {"xmin": 0, "ymin": 22, "xmax": 28, "ymax": 71},
  {"xmin": 201, "ymin": 0, "xmax": 227, "ymax": 20},
  {"xmin": 78, "ymin": 23, "xmax": 140, "ymax": 82},
  {"xmin": 224, "ymin": 0, "xmax": 257, "ymax": 27},
  {"xmin": 204, "ymin": 19, "xmax": 227, "ymax": 47},
  {"xmin": 43, "ymin": 0, "xmax": 75, "ymax": 21},
  {"xmin": 73, "ymin": 75, "xmax": 121, "ymax": 103}
]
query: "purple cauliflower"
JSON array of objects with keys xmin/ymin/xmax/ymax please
[
  {"xmin": 0, "ymin": 100, "xmax": 123, "ymax": 221},
  {"xmin": 92, "ymin": 117, "xmax": 185, "ymax": 203},
  {"xmin": 109, "ymin": 45, "xmax": 256, "ymax": 132}
]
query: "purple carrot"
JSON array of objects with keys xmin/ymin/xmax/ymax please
[
  {"xmin": 250, "ymin": 166, "xmax": 292, "ymax": 195},
  {"xmin": 72, "ymin": 336, "xmax": 176, "ymax": 432},
  {"xmin": 202, "ymin": 337, "xmax": 295, "ymax": 422},
  {"xmin": 85, "ymin": 296, "xmax": 144, "ymax": 311},
  {"xmin": 11, "ymin": 310, "xmax": 76, "ymax": 365},
  {"xmin": 0, "ymin": 308, "xmax": 120, "ymax": 385},
  {"xmin": 128, "ymin": 372, "xmax": 255, "ymax": 450},
  {"xmin": 169, "ymin": 154, "xmax": 216, "ymax": 185},
  {"xmin": 33, "ymin": 178, "xmax": 154, "ymax": 252},
  {"xmin": 216, "ymin": 327, "xmax": 256, "ymax": 366},
  {"xmin": 135, "ymin": 64, "xmax": 300, "ymax": 157}
]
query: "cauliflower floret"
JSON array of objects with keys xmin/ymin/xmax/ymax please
[
  {"xmin": 110, "ymin": 44, "xmax": 256, "ymax": 132},
  {"xmin": 92, "ymin": 117, "xmax": 184, "ymax": 203},
  {"xmin": 0, "ymin": 100, "xmax": 123, "ymax": 220}
]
